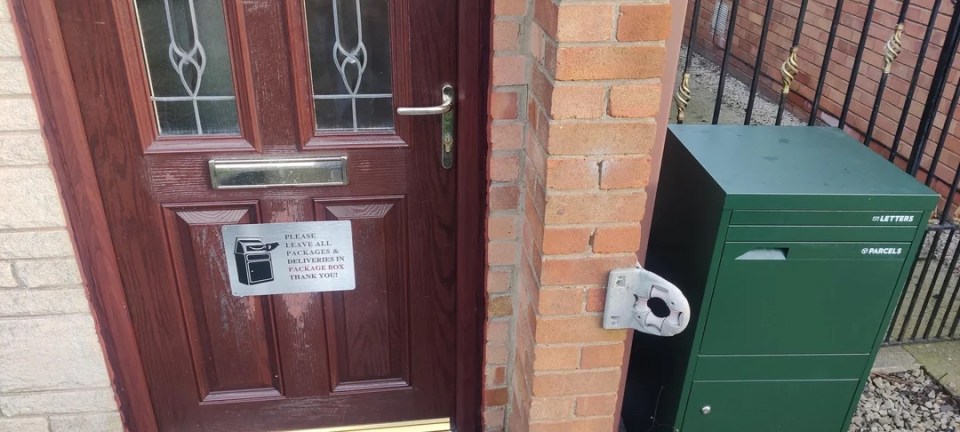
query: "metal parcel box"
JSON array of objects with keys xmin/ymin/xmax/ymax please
[{"xmin": 622, "ymin": 126, "xmax": 939, "ymax": 432}]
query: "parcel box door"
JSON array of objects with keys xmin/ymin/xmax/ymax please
[
  {"xmin": 699, "ymin": 242, "xmax": 908, "ymax": 355},
  {"xmin": 681, "ymin": 379, "xmax": 861, "ymax": 432}
]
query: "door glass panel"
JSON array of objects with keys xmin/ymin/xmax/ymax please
[
  {"xmin": 305, "ymin": 0, "xmax": 394, "ymax": 132},
  {"xmin": 135, "ymin": 0, "xmax": 240, "ymax": 136}
]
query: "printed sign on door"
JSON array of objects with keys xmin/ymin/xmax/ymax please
[{"xmin": 222, "ymin": 221, "xmax": 356, "ymax": 296}]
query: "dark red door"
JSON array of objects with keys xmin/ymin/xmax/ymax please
[{"xmin": 50, "ymin": 0, "xmax": 468, "ymax": 429}]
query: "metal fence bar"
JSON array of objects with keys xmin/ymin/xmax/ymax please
[
  {"xmin": 838, "ymin": 0, "xmax": 879, "ymax": 127},
  {"xmin": 907, "ymin": 3, "xmax": 960, "ymax": 176},
  {"xmin": 675, "ymin": 0, "xmax": 705, "ymax": 124},
  {"xmin": 924, "ymin": 229, "xmax": 960, "ymax": 339},
  {"xmin": 911, "ymin": 229, "xmax": 955, "ymax": 339},
  {"xmin": 862, "ymin": 23, "xmax": 903, "ymax": 148},
  {"xmin": 924, "ymin": 80, "xmax": 960, "ymax": 187},
  {"xmin": 864, "ymin": 0, "xmax": 910, "ymax": 148},
  {"xmin": 808, "ymin": 0, "xmax": 846, "ymax": 125},
  {"xmin": 887, "ymin": 236, "xmax": 925, "ymax": 343},
  {"xmin": 744, "ymin": 0, "xmax": 774, "ymax": 125},
  {"xmin": 932, "ymin": 236, "xmax": 960, "ymax": 339},
  {"xmin": 951, "ymin": 279, "xmax": 960, "ymax": 336},
  {"xmin": 937, "ymin": 274, "xmax": 960, "ymax": 339},
  {"xmin": 844, "ymin": 0, "xmax": 959, "ymax": 345},
  {"xmin": 712, "ymin": 0, "xmax": 742, "ymax": 124},
  {"xmin": 889, "ymin": 0, "xmax": 945, "ymax": 162},
  {"xmin": 898, "ymin": 229, "xmax": 943, "ymax": 341},
  {"xmin": 917, "ymin": 80, "xmax": 960, "ymax": 340},
  {"xmin": 775, "ymin": 0, "xmax": 809, "ymax": 125}
]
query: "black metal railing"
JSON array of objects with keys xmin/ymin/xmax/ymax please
[{"xmin": 674, "ymin": 0, "xmax": 960, "ymax": 345}]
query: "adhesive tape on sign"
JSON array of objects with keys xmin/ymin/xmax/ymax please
[{"xmin": 633, "ymin": 269, "xmax": 690, "ymax": 337}]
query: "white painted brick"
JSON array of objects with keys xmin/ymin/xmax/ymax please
[
  {"xmin": 0, "ymin": 230, "xmax": 74, "ymax": 259},
  {"xmin": 0, "ymin": 167, "xmax": 66, "ymax": 229},
  {"xmin": 13, "ymin": 259, "xmax": 81, "ymax": 287},
  {"xmin": 0, "ymin": 315, "xmax": 110, "ymax": 392},
  {"xmin": 0, "ymin": 289, "xmax": 90, "ymax": 316},
  {"xmin": 0, "ymin": 99, "xmax": 39, "ymax": 131},
  {"xmin": 0, "ymin": 388, "xmax": 116, "ymax": 416},
  {"xmin": 0, "ymin": 59, "xmax": 28, "ymax": 95},
  {"xmin": 0, "ymin": 21, "xmax": 18, "ymax": 57},
  {"xmin": 0, "ymin": 0, "xmax": 9, "ymax": 21},
  {"xmin": 0, "ymin": 133, "xmax": 47, "ymax": 166},
  {"xmin": 50, "ymin": 412, "xmax": 123, "ymax": 432},
  {"xmin": 0, "ymin": 417, "xmax": 48, "ymax": 432},
  {"xmin": 0, "ymin": 262, "xmax": 14, "ymax": 287}
]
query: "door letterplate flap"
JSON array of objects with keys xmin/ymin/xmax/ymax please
[{"xmin": 209, "ymin": 157, "xmax": 348, "ymax": 189}]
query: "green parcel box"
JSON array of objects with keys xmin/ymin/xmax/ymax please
[{"xmin": 622, "ymin": 126, "xmax": 939, "ymax": 432}]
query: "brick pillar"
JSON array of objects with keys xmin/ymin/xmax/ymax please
[
  {"xmin": 506, "ymin": 0, "xmax": 672, "ymax": 430},
  {"xmin": 484, "ymin": 0, "xmax": 530, "ymax": 429}
]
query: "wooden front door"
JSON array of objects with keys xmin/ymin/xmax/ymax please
[{"xmin": 37, "ymin": 0, "xmax": 484, "ymax": 430}]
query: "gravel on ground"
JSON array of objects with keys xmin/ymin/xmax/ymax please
[
  {"xmin": 851, "ymin": 368, "xmax": 960, "ymax": 431},
  {"xmin": 672, "ymin": 46, "xmax": 804, "ymax": 126}
]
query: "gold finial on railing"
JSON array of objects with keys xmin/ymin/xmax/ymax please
[
  {"xmin": 780, "ymin": 46, "xmax": 799, "ymax": 95},
  {"xmin": 883, "ymin": 24, "xmax": 904, "ymax": 74},
  {"xmin": 675, "ymin": 73, "xmax": 692, "ymax": 124}
]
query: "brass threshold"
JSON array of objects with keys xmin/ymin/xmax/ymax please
[{"xmin": 289, "ymin": 418, "xmax": 451, "ymax": 432}]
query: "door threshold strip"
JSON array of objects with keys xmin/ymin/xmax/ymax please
[{"xmin": 288, "ymin": 418, "xmax": 450, "ymax": 432}]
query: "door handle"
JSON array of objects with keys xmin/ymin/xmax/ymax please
[
  {"xmin": 396, "ymin": 84, "xmax": 454, "ymax": 115},
  {"xmin": 397, "ymin": 84, "xmax": 456, "ymax": 169}
]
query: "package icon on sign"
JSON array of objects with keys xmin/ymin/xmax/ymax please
[{"xmin": 233, "ymin": 238, "xmax": 280, "ymax": 285}]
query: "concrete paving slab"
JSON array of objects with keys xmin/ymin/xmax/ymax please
[
  {"xmin": 872, "ymin": 345, "xmax": 921, "ymax": 373},
  {"xmin": 904, "ymin": 341, "xmax": 960, "ymax": 396}
]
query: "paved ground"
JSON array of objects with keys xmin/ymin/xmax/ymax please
[
  {"xmin": 903, "ymin": 341, "xmax": 960, "ymax": 396},
  {"xmin": 873, "ymin": 341, "xmax": 960, "ymax": 397},
  {"xmin": 873, "ymin": 345, "xmax": 923, "ymax": 374},
  {"xmin": 876, "ymin": 342, "xmax": 960, "ymax": 397}
]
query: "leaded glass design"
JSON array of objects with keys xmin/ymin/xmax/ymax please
[
  {"xmin": 306, "ymin": 0, "xmax": 394, "ymax": 132},
  {"xmin": 135, "ymin": 0, "xmax": 240, "ymax": 136}
]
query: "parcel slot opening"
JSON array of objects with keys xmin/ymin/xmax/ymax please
[{"xmin": 735, "ymin": 248, "xmax": 788, "ymax": 260}]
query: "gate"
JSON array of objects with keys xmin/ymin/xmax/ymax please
[{"xmin": 673, "ymin": 0, "xmax": 960, "ymax": 344}]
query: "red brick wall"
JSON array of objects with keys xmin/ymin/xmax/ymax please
[
  {"xmin": 484, "ymin": 0, "xmax": 679, "ymax": 432},
  {"xmin": 485, "ymin": 0, "xmax": 676, "ymax": 430},
  {"xmin": 684, "ymin": 0, "xmax": 960, "ymax": 206},
  {"xmin": 517, "ymin": 0, "xmax": 670, "ymax": 430},
  {"xmin": 485, "ymin": 0, "xmax": 528, "ymax": 428}
]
